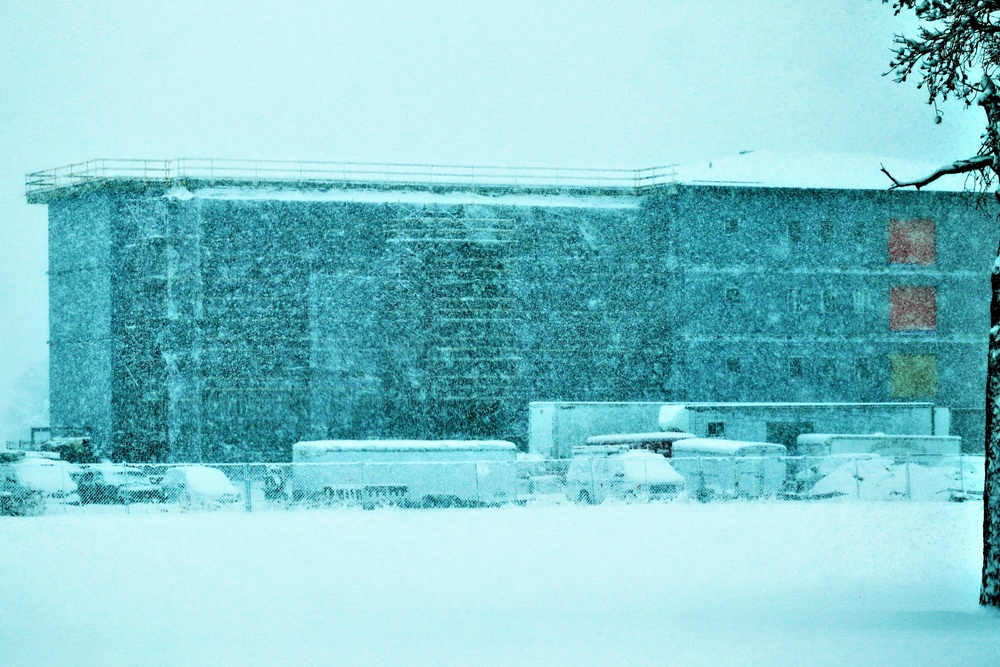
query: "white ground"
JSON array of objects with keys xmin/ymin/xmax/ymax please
[{"xmin": 1, "ymin": 502, "xmax": 997, "ymax": 666}]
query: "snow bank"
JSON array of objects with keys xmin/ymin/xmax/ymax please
[{"xmin": 0, "ymin": 503, "xmax": 994, "ymax": 666}]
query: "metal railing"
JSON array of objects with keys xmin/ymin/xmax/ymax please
[
  {"xmin": 25, "ymin": 158, "xmax": 680, "ymax": 198},
  {"xmin": 0, "ymin": 454, "xmax": 984, "ymax": 516}
]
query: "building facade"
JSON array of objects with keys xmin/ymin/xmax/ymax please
[{"xmin": 27, "ymin": 158, "xmax": 997, "ymax": 460}]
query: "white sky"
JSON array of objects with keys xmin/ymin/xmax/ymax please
[{"xmin": 0, "ymin": 1, "xmax": 986, "ymax": 439}]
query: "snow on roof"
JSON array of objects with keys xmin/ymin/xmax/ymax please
[
  {"xmin": 798, "ymin": 433, "xmax": 960, "ymax": 446},
  {"xmin": 165, "ymin": 186, "xmax": 641, "ymax": 209},
  {"xmin": 672, "ymin": 151, "xmax": 976, "ymax": 192},
  {"xmin": 671, "ymin": 438, "xmax": 786, "ymax": 455},
  {"xmin": 293, "ymin": 439, "xmax": 518, "ymax": 453},
  {"xmin": 679, "ymin": 401, "xmax": 933, "ymax": 410},
  {"xmin": 586, "ymin": 432, "xmax": 696, "ymax": 445}
]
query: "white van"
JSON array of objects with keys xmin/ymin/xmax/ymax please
[
  {"xmin": 565, "ymin": 450, "xmax": 686, "ymax": 504},
  {"xmin": 668, "ymin": 438, "xmax": 787, "ymax": 500}
]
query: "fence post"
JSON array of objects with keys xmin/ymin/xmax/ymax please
[
  {"xmin": 589, "ymin": 457, "xmax": 596, "ymax": 501},
  {"xmin": 475, "ymin": 463, "xmax": 481, "ymax": 507},
  {"xmin": 854, "ymin": 457, "xmax": 861, "ymax": 499},
  {"xmin": 904, "ymin": 457, "xmax": 912, "ymax": 500},
  {"xmin": 244, "ymin": 463, "xmax": 252, "ymax": 513},
  {"xmin": 360, "ymin": 462, "xmax": 367, "ymax": 507},
  {"xmin": 697, "ymin": 456, "xmax": 706, "ymax": 500},
  {"xmin": 959, "ymin": 452, "xmax": 966, "ymax": 495}
]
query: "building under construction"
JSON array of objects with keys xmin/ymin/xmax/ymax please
[{"xmin": 26, "ymin": 155, "xmax": 997, "ymax": 461}]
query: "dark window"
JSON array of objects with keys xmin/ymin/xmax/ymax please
[
  {"xmin": 707, "ymin": 421, "xmax": 726, "ymax": 437},
  {"xmin": 854, "ymin": 222, "xmax": 867, "ymax": 245},
  {"xmin": 789, "ymin": 357, "xmax": 803, "ymax": 378},
  {"xmin": 725, "ymin": 219, "xmax": 739, "ymax": 234},
  {"xmin": 819, "ymin": 358, "xmax": 836, "ymax": 378},
  {"xmin": 821, "ymin": 290, "xmax": 841, "ymax": 313},
  {"xmin": 726, "ymin": 288, "xmax": 741, "ymax": 304},
  {"xmin": 889, "ymin": 219, "xmax": 935, "ymax": 265},
  {"xmin": 852, "ymin": 290, "xmax": 872, "ymax": 313},
  {"xmin": 726, "ymin": 358, "xmax": 740, "ymax": 373},
  {"xmin": 788, "ymin": 220, "xmax": 802, "ymax": 243},
  {"xmin": 889, "ymin": 286, "xmax": 937, "ymax": 331},
  {"xmin": 856, "ymin": 358, "xmax": 871, "ymax": 379},
  {"xmin": 788, "ymin": 288, "xmax": 805, "ymax": 314},
  {"xmin": 820, "ymin": 219, "xmax": 834, "ymax": 243}
]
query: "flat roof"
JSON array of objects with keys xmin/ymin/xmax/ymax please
[
  {"xmin": 25, "ymin": 158, "xmax": 673, "ymax": 202},
  {"xmin": 25, "ymin": 152, "xmax": 973, "ymax": 203}
]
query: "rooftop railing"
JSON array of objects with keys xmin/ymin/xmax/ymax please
[{"xmin": 25, "ymin": 158, "xmax": 679, "ymax": 198}]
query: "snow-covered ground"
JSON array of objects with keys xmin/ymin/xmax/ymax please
[{"xmin": 0, "ymin": 502, "xmax": 996, "ymax": 666}]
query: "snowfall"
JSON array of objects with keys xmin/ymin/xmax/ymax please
[{"xmin": 1, "ymin": 501, "xmax": 997, "ymax": 666}]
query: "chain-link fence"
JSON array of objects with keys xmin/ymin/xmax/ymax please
[{"xmin": 0, "ymin": 453, "xmax": 986, "ymax": 515}]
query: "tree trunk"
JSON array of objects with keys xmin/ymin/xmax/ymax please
[{"xmin": 982, "ymin": 240, "xmax": 1000, "ymax": 606}]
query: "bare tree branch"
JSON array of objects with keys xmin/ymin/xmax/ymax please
[{"xmin": 880, "ymin": 155, "xmax": 995, "ymax": 189}]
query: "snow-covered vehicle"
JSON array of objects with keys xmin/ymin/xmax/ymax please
[
  {"xmin": 668, "ymin": 438, "xmax": 787, "ymax": 500},
  {"xmin": 565, "ymin": 449, "xmax": 686, "ymax": 504},
  {"xmin": 0, "ymin": 452, "xmax": 45, "ymax": 515},
  {"xmin": 76, "ymin": 464, "xmax": 163, "ymax": 504},
  {"xmin": 291, "ymin": 440, "xmax": 518, "ymax": 507},
  {"xmin": 0, "ymin": 455, "xmax": 81, "ymax": 506},
  {"xmin": 160, "ymin": 466, "xmax": 241, "ymax": 506}
]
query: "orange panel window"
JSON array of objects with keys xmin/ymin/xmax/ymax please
[
  {"xmin": 889, "ymin": 219, "xmax": 935, "ymax": 265},
  {"xmin": 889, "ymin": 286, "xmax": 936, "ymax": 331}
]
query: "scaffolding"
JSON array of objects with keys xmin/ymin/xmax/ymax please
[
  {"xmin": 385, "ymin": 215, "xmax": 522, "ymax": 439},
  {"xmin": 26, "ymin": 158, "xmax": 679, "ymax": 198}
]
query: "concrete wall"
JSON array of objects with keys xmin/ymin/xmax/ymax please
[
  {"xmin": 42, "ymin": 179, "xmax": 997, "ymax": 461},
  {"xmin": 48, "ymin": 194, "xmax": 114, "ymax": 457}
]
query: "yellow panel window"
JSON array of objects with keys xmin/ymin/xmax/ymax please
[{"xmin": 890, "ymin": 354, "xmax": 937, "ymax": 398}]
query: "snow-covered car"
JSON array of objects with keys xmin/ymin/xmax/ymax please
[
  {"xmin": 0, "ymin": 467, "xmax": 44, "ymax": 515},
  {"xmin": 565, "ymin": 450, "xmax": 685, "ymax": 504},
  {"xmin": 160, "ymin": 466, "xmax": 241, "ymax": 506},
  {"xmin": 76, "ymin": 464, "xmax": 163, "ymax": 504},
  {"xmin": 0, "ymin": 457, "xmax": 81, "ymax": 505}
]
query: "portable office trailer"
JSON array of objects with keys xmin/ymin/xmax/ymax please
[
  {"xmin": 796, "ymin": 433, "xmax": 962, "ymax": 458},
  {"xmin": 657, "ymin": 403, "xmax": 941, "ymax": 453},
  {"xmin": 668, "ymin": 438, "xmax": 787, "ymax": 499},
  {"xmin": 528, "ymin": 401, "xmax": 940, "ymax": 459},
  {"xmin": 291, "ymin": 440, "xmax": 518, "ymax": 507}
]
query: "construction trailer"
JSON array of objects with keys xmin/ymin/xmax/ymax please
[
  {"xmin": 290, "ymin": 439, "xmax": 518, "ymax": 507},
  {"xmin": 529, "ymin": 401, "xmax": 944, "ymax": 459},
  {"xmin": 795, "ymin": 433, "xmax": 962, "ymax": 458}
]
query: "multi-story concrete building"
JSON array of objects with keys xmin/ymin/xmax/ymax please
[{"xmin": 26, "ymin": 154, "xmax": 996, "ymax": 461}]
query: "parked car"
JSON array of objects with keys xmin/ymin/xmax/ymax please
[
  {"xmin": 566, "ymin": 450, "xmax": 686, "ymax": 504},
  {"xmin": 76, "ymin": 464, "xmax": 163, "ymax": 504},
  {"xmin": 0, "ymin": 466, "xmax": 44, "ymax": 515},
  {"xmin": 160, "ymin": 466, "xmax": 241, "ymax": 506},
  {"xmin": 0, "ymin": 456, "xmax": 81, "ymax": 505}
]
